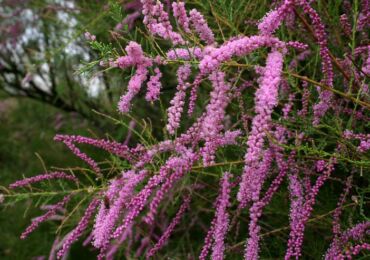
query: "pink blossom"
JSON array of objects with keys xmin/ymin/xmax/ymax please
[
  {"xmin": 189, "ymin": 9, "xmax": 214, "ymax": 45},
  {"xmin": 167, "ymin": 64, "xmax": 192, "ymax": 134},
  {"xmin": 57, "ymin": 199, "xmax": 100, "ymax": 259},
  {"xmin": 199, "ymin": 35, "xmax": 285, "ymax": 74},
  {"xmin": 340, "ymin": 14, "xmax": 352, "ymax": 36},
  {"xmin": 144, "ymin": 149, "xmax": 197, "ymax": 225},
  {"xmin": 21, "ymin": 195, "xmax": 72, "ymax": 239},
  {"xmin": 286, "ymin": 159, "xmax": 336, "ymax": 259},
  {"xmin": 84, "ymin": 31, "xmax": 96, "ymax": 41},
  {"xmin": 166, "ymin": 47, "xmax": 203, "ymax": 60},
  {"xmin": 9, "ymin": 172, "xmax": 78, "ymax": 189},
  {"xmin": 172, "ymin": 2, "xmax": 190, "ymax": 33},
  {"xmin": 141, "ymin": 0, "xmax": 184, "ymax": 45},
  {"xmin": 238, "ymin": 50, "xmax": 284, "ymax": 206},
  {"xmin": 199, "ymin": 71, "xmax": 231, "ymax": 165},
  {"xmin": 258, "ymin": 0, "xmax": 294, "ymax": 36},
  {"xmin": 115, "ymin": 41, "xmax": 153, "ymax": 112},
  {"xmin": 145, "ymin": 67, "xmax": 162, "ymax": 101},
  {"xmin": 211, "ymin": 172, "xmax": 232, "ymax": 260},
  {"xmin": 93, "ymin": 170, "xmax": 147, "ymax": 258},
  {"xmin": 146, "ymin": 195, "xmax": 190, "ymax": 258},
  {"xmin": 296, "ymin": 0, "xmax": 334, "ymax": 123}
]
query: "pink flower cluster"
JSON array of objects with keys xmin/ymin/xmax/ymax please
[
  {"xmin": 141, "ymin": 0, "xmax": 184, "ymax": 45},
  {"xmin": 21, "ymin": 195, "xmax": 72, "ymax": 240},
  {"xmin": 146, "ymin": 195, "xmax": 191, "ymax": 258},
  {"xmin": 189, "ymin": 9, "xmax": 215, "ymax": 45},
  {"xmin": 9, "ymin": 171, "xmax": 78, "ymax": 189},
  {"xmin": 145, "ymin": 67, "xmax": 162, "ymax": 101},
  {"xmin": 200, "ymin": 172, "xmax": 232, "ymax": 260},
  {"xmin": 343, "ymin": 130, "xmax": 370, "ymax": 152},
  {"xmin": 238, "ymin": 50, "xmax": 284, "ymax": 206},
  {"xmin": 166, "ymin": 64, "xmax": 192, "ymax": 134},
  {"xmin": 115, "ymin": 41, "xmax": 154, "ymax": 113},
  {"xmin": 172, "ymin": 2, "xmax": 190, "ymax": 33}
]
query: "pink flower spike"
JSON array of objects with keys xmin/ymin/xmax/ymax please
[
  {"xmin": 145, "ymin": 67, "xmax": 162, "ymax": 101},
  {"xmin": 9, "ymin": 172, "xmax": 78, "ymax": 189},
  {"xmin": 141, "ymin": 0, "xmax": 185, "ymax": 45},
  {"xmin": 258, "ymin": 0, "xmax": 294, "ymax": 36},
  {"xmin": 238, "ymin": 50, "xmax": 284, "ymax": 206},
  {"xmin": 166, "ymin": 64, "xmax": 192, "ymax": 134},
  {"xmin": 21, "ymin": 195, "xmax": 72, "ymax": 239},
  {"xmin": 172, "ymin": 2, "xmax": 191, "ymax": 33},
  {"xmin": 57, "ymin": 198, "xmax": 100, "ymax": 259},
  {"xmin": 189, "ymin": 9, "xmax": 215, "ymax": 45},
  {"xmin": 211, "ymin": 172, "xmax": 232, "ymax": 260},
  {"xmin": 146, "ymin": 195, "xmax": 191, "ymax": 258}
]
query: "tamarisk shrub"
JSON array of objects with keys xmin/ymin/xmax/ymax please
[{"xmin": 2, "ymin": 0, "xmax": 369, "ymax": 259}]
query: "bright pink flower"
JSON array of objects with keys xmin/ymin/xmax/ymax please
[
  {"xmin": 258, "ymin": 0, "xmax": 294, "ymax": 36},
  {"xmin": 199, "ymin": 35, "xmax": 285, "ymax": 74},
  {"xmin": 238, "ymin": 50, "xmax": 284, "ymax": 206},
  {"xmin": 21, "ymin": 195, "xmax": 72, "ymax": 239},
  {"xmin": 57, "ymin": 199, "xmax": 100, "ymax": 259},
  {"xmin": 145, "ymin": 67, "xmax": 162, "ymax": 101},
  {"xmin": 141, "ymin": 0, "xmax": 184, "ymax": 45},
  {"xmin": 9, "ymin": 172, "xmax": 78, "ymax": 189},
  {"xmin": 189, "ymin": 9, "xmax": 214, "ymax": 45},
  {"xmin": 199, "ymin": 172, "xmax": 232, "ymax": 260},
  {"xmin": 167, "ymin": 64, "xmax": 192, "ymax": 134},
  {"xmin": 200, "ymin": 71, "xmax": 231, "ymax": 165},
  {"xmin": 146, "ymin": 195, "xmax": 191, "ymax": 258},
  {"xmin": 211, "ymin": 172, "xmax": 232, "ymax": 260},
  {"xmin": 172, "ymin": 2, "xmax": 191, "ymax": 33}
]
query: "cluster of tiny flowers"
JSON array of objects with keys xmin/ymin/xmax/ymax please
[
  {"xmin": 282, "ymin": 93, "xmax": 295, "ymax": 119},
  {"xmin": 166, "ymin": 64, "xmax": 192, "ymax": 134},
  {"xmin": 189, "ymin": 9, "xmax": 215, "ymax": 45},
  {"xmin": 339, "ymin": 14, "xmax": 352, "ymax": 37},
  {"xmin": 244, "ymin": 129, "xmax": 291, "ymax": 260},
  {"xmin": 298, "ymin": 81, "xmax": 310, "ymax": 117},
  {"xmin": 325, "ymin": 221, "xmax": 370, "ymax": 259},
  {"xmin": 54, "ymin": 135, "xmax": 101, "ymax": 174},
  {"xmin": 200, "ymin": 71, "xmax": 231, "ymax": 166},
  {"xmin": 297, "ymin": 0, "xmax": 334, "ymax": 124},
  {"xmin": 54, "ymin": 134, "xmax": 135, "ymax": 159},
  {"xmin": 238, "ymin": 50, "xmax": 284, "ymax": 206},
  {"xmin": 199, "ymin": 35, "xmax": 285, "ymax": 74},
  {"xmin": 57, "ymin": 198, "xmax": 100, "ymax": 259},
  {"xmin": 357, "ymin": 0, "xmax": 370, "ymax": 31},
  {"xmin": 9, "ymin": 171, "xmax": 78, "ymax": 189},
  {"xmin": 325, "ymin": 175, "xmax": 354, "ymax": 260},
  {"xmin": 114, "ymin": 0, "xmax": 143, "ymax": 31},
  {"xmin": 116, "ymin": 41, "xmax": 154, "ymax": 113},
  {"xmin": 211, "ymin": 172, "xmax": 232, "ymax": 260},
  {"xmin": 146, "ymin": 195, "xmax": 191, "ymax": 258},
  {"xmin": 343, "ymin": 130, "xmax": 370, "ymax": 152},
  {"xmin": 200, "ymin": 172, "xmax": 232, "ymax": 260},
  {"xmin": 20, "ymin": 195, "xmax": 72, "ymax": 239},
  {"xmin": 286, "ymin": 159, "xmax": 337, "ymax": 259},
  {"xmin": 166, "ymin": 47, "xmax": 203, "ymax": 60},
  {"xmin": 143, "ymin": 149, "xmax": 197, "ymax": 225},
  {"xmin": 258, "ymin": 0, "xmax": 294, "ymax": 36},
  {"xmin": 84, "ymin": 31, "xmax": 96, "ymax": 41},
  {"xmin": 92, "ymin": 170, "xmax": 147, "ymax": 258},
  {"xmin": 172, "ymin": 1, "xmax": 190, "ymax": 33},
  {"xmin": 145, "ymin": 67, "xmax": 162, "ymax": 101},
  {"xmin": 257, "ymin": 0, "xmax": 334, "ymax": 124},
  {"xmin": 141, "ymin": 0, "xmax": 184, "ymax": 45}
]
